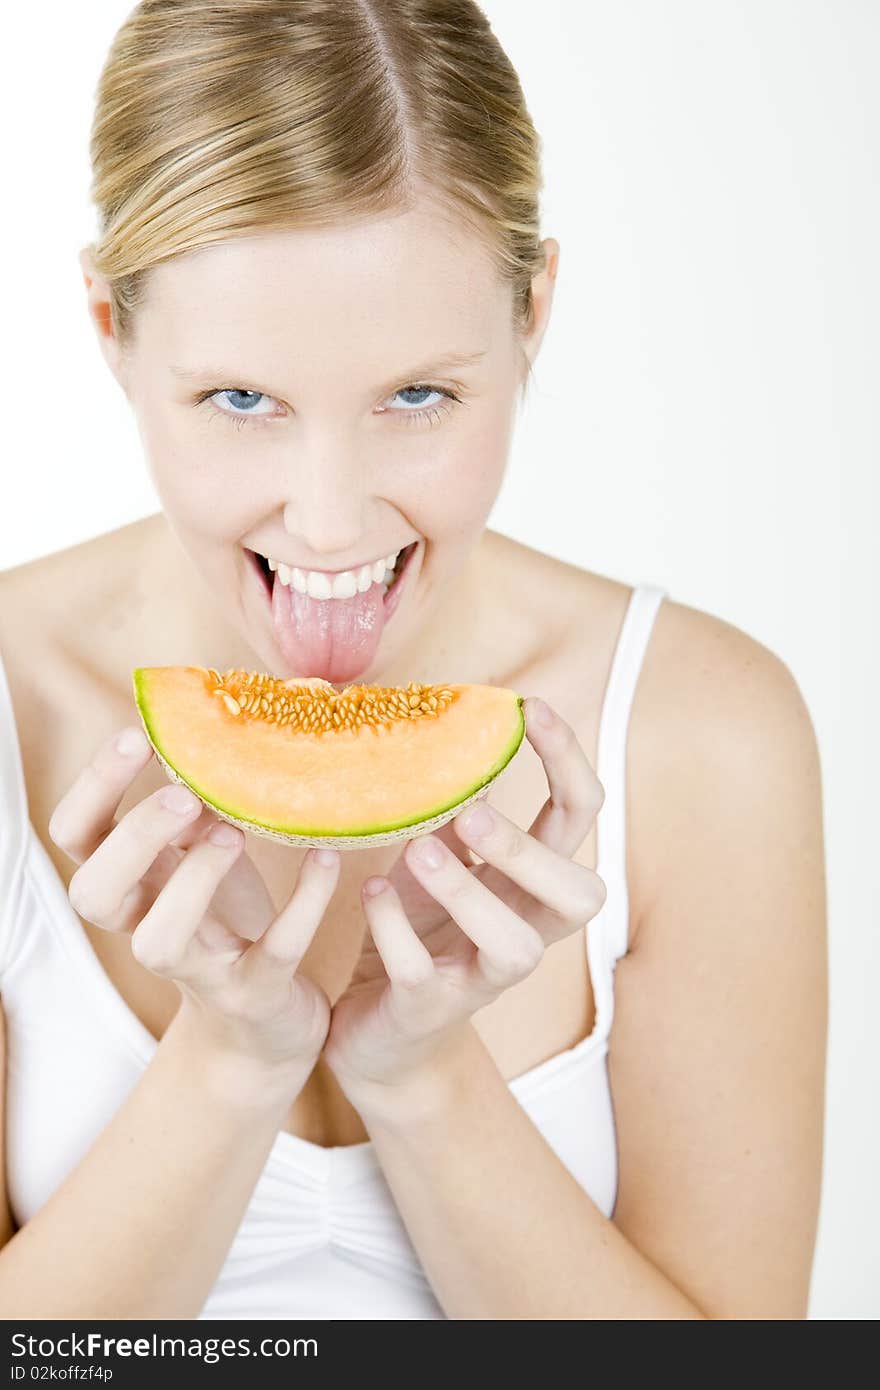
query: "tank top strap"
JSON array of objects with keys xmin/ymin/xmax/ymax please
[
  {"xmin": 595, "ymin": 583, "xmax": 667, "ymax": 967},
  {"xmin": 0, "ymin": 642, "xmax": 30, "ymax": 978}
]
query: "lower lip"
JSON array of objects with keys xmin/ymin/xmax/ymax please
[{"xmin": 248, "ymin": 540, "xmax": 420, "ymax": 622}]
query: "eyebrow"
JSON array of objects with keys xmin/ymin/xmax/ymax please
[{"xmin": 169, "ymin": 349, "xmax": 490, "ymax": 391}]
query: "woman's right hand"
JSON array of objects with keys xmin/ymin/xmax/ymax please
[{"xmin": 48, "ymin": 723, "xmax": 341, "ymax": 1091}]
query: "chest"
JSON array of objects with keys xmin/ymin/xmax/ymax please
[{"xmin": 13, "ymin": 643, "xmax": 608, "ymax": 1150}]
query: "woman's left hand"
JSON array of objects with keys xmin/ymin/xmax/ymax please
[{"xmin": 322, "ymin": 697, "xmax": 608, "ymax": 1104}]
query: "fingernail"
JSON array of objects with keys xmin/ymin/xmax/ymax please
[
  {"xmin": 314, "ymin": 848, "xmax": 339, "ymax": 868},
  {"xmin": 533, "ymin": 698, "xmax": 555, "ymax": 729},
  {"xmin": 363, "ymin": 876, "xmax": 387, "ymax": 897},
  {"xmin": 208, "ymin": 821, "xmax": 240, "ymax": 847},
  {"xmin": 160, "ymin": 784, "xmax": 200, "ymax": 815},
  {"xmin": 116, "ymin": 727, "xmax": 148, "ymax": 757},
  {"xmin": 413, "ymin": 836, "xmax": 444, "ymax": 869},
  {"xmin": 460, "ymin": 802, "xmax": 493, "ymax": 838}
]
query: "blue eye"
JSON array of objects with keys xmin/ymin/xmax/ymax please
[
  {"xmin": 385, "ymin": 384, "xmax": 460, "ymax": 427},
  {"xmin": 195, "ymin": 381, "xmax": 461, "ymax": 430},
  {"xmin": 392, "ymin": 385, "xmax": 442, "ymax": 410},
  {"xmin": 205, "ymin": 388, "xmax": 276, "ymax": 425}
]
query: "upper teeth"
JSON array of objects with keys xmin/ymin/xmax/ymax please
[{"xmin": 264, "ymin": 549, "xmax": 404, "ymax": 600}]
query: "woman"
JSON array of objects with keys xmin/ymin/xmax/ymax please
[{"xmin": 0, "ymin": 0, "xmax": 826, "ymax": 1320}]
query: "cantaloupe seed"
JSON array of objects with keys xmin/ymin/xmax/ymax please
[{"xmin": 205, "ymin": 668, "xmax": 456, "ymax": 735}]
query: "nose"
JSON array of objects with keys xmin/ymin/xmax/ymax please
[{"xmin": 280, "ymin": 435, "xmax": 372, "ymax": 562}]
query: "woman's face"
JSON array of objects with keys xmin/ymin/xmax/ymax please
[{"xmin": 85, "ymin": 202, "xmax": 556, "ymax": 685}]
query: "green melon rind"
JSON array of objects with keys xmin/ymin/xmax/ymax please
[{"xmin": 132, "ymin": 671, "xmax": 525, "ymax": 851}]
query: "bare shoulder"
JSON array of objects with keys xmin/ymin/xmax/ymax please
[
  {"xmin": 0, "ymin": 520, "xmax": 162, "ymax": 829},
  {"xmin": 0, "ymin": 517, "xmax": 170, "ymax": 708},
  {"xmin": 632, "ymin": 589, "xmax": 811, "ymax": 740},
  {"xmin": 0, "ymin": 549, "xmax": 72, "ymax": 736},
  {"xmin": 0, "ymin": 536, "xmax": 101, "ymax": 755},
  {"xmin": 626, "ymin": 592, "xmax": 821, "ymax": 937},
  {"xmin": 536, "ymin": 559, "xmax": 820, "ymax": 954},
  {"xmin": 0, "ymin": 518, "xmax": 154, "ymax": 657}
]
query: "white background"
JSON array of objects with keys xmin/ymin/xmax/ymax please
[{"xmin": 1, "ymin": 2, "xmax": 877, "ymax": 1318}]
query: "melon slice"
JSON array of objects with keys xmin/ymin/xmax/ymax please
[{"xmin": 132, "ymin": 666, "xmax": 526, "ymax": 849}]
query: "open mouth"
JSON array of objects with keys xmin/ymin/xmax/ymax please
[
  {"xmin": 247, "ymin": 540, "xmax": 420, "ymax": 606},
  {"xmin": 244, "ymin": 540, "xmax": 421, "ymax": 684}
]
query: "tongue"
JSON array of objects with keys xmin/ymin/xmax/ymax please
[{"xmin": 270, "ymin": 574, "xmax": 387, "ymax": 684}]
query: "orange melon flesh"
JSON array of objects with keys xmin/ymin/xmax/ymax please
[{"xmin": 132, "ymin": 666, "xmax": 526, "ymax": 848}]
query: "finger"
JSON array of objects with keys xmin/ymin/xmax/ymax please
[
  {"xmin": 404, "ymin": 836, "xmax": 545, "ymax": 990},
  {"xmin": 384, "ymin": 790, "xmax": 485, "ymax": 896},
  {"xmin": 96, "ymin": 836, "xmax": 214, "ymax": 938},
  {"xmin": 432, "ymin": 792, "xmax": 489, "ymax": 862},
  {"xmin": 67, "ymin": 782, "xmax": 203, "ymax": 929},
  {"xmin": 360, "ymin": 878, "xmax": 436, "ymax": 990},
  {"xmin": 519, "ymin": 697, "xmax": 605, "ymax": 857},
  {"xmin": 384, "ymin": 808, "xmax": 478, "ymax": 910},
  {"xmin": 450, "ymin": 799, "xmax": 606, "ymax": 936},
  {"xmin": 236, "ymin": 847, "xmax": 341, "ymax": 987},
  {"xmin": 130, "ymin": 821, "xmax": 246, "ymax": 980},
  {"xmin": 169, "ymin": 804, "xmax": 222, "ymax": 851},
  {"xmin": 48, "ymin": 725, "xmax": 155, "ymax": 867}
]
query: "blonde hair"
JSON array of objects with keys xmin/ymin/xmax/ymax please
[{"xmin": 87, "ymin": 0, "xmax": 547, "ymax": 368}]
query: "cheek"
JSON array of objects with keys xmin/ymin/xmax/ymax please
[
  {"xmin": 421, "ymin": 396, "xmax": 513, "ymax": 526},
  {"xmin": 137, "ymin": 407, "xmax": 275, "ymax": 539},
  {"xmin": 442, "ymin": 394, "xmax": 511, "ymax": 503}
]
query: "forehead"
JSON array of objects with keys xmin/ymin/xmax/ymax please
[{"xmin": 137, "ymin": 203, "xmax": 506, "ymax": 372}]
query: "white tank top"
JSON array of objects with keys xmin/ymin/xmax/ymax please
[{"xmin": 0, "ymin": 582, "xmax": 666, "ymax": 1319}]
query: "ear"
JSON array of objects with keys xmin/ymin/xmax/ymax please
[
  {"xmin": 78, "ymin": 244, "xmax": 130, "ymax": 394},
  {"xmin": 518, "ymin": 237, "xmax": 560, "ymax": 382}
]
